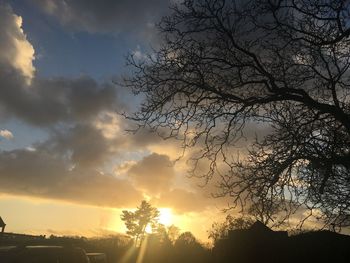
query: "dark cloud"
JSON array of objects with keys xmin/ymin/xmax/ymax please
[
  {"xmin": 128, "ymin": 153, "xmax": 175, "ymax": 194},
  {"xmin": 31, "ymin": 0, "xmax": 173, "ymax": 37},
  {"xmin": 156, "ymin": 188, "xmax": 217, "ymax": 213},
  {"xmin": 0, "ymin": 145, "xmax": 142, "ymax": 207},
  {"xmin": 39, "ymin": 77, "xmax": 117, "ymax": 121},
  {"xmin": 128, "ymin": 128, "xmax": 164, "ymax": 148},
  {"xmin": 47, "ymin": 124, "xmax": 113, "ymax": 167},
  {"xmin": 0, "ymin": 73, "xmax": 118, "ymax": 126}
]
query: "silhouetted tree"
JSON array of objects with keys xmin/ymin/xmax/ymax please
[
  {"xmin": 208, "ymin": 215, "xmax": 254, "ymax": 244},
  {"xmin": 126, "ymin": 0, "xmax": 350, "ymax": 229},
  {"xmin": 121, "ymin": 200, "xmax": 159, "ymax": 246}
]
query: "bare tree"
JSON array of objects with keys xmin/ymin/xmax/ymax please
[{"xmin": 126, "ymin": 0, "xmax": 350, "ymax": 230}]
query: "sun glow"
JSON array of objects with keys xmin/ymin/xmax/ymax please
[
  {"xmin": 145, "ymin": 224, "xmax": 152, "ymax": 234},
  {"xmin": 144, "ymin": 208, "xmax": 173, "ymax": 234},
  {"xmin": 158, "ymin": 208, "xmax": 173, "ymax": 226}
]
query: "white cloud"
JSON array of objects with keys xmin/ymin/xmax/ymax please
[
  {"xmin": 0, "ymin": 129, "xmax": 14, "ymax": 140},
  {"xmin": 0, "ymin": 4, "xmax": 35, "ymax": 84},
  {"xmin": 93, "ymin": 111, "xmax": 121, "ymax": 139},
  {"xmin": 132, "ymin": 46, "xmax": 148, "ymax": 61}
]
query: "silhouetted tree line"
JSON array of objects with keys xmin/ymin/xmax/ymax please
[
  {"xmin": 2, "ymin": 218, "xmax": 350, "ymax": 263},
  {"xmin": 0, "ymin": 234, "xmax": 129, "ymax": 263},
  {"xmin": 117, "ymin": 201, "xmax": 350, "ymax": 263},
  {"xmin": 118, "ymin": 231, "xmax": 211, "ymax": 263},
  {"xmin": 118, "ymin": 201, "xmax": 210, "ymax": 263},
  {"xmin": 57, "ymin": 228, "xmax": 206, "ymax": 263},
  {"xmin": 213, "ymin": 222, "xmax": 350, "ymax": 263},
  {"xmin": 117, "ymin": 216, "xmax": 350, "ymax": 263}
]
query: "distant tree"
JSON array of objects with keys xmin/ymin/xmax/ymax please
[
  {"xmin": 152, "ymin": 223, "xmax": 169, "ymax": 242},
  {"xmin": 126, "ymin": 0, "xmax": 350, "ymax": 229},
  {"xmin": 152, "ymin": 223, "xmax": 180, "ymax": 245},
  {"xmin": 121, "ymin": 200, "xmax": 160, "ymax": 246},
  {"xmin": 175, "ymin": 232, "xmax": 198, "ymax": 248},
  {"xmin": 167, "ymin": 224, "xmax": 180, "ymax": 244},
  {"xmin": 174, "ymin": 232, "xmax": 210, "ymax": 263},
  {"xmin": 208, "ymin": 215, "xmax": 254, "ymax": 243}
]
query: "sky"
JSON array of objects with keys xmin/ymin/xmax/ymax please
[{"xmin": 0, "ymin": 0, "xmax": 233, "ymax": 241}]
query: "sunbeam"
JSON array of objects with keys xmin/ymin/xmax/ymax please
[{"xmin": 136, "ymin": 235, "xmax": 149, "ymax": 263}]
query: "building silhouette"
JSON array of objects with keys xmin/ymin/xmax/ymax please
[
  {"xmin": 0, "ymin": 217, "xmax": 5, "ymax": 233},
  {"xmin": 213, "ymin": 221, "xmax": 288, "ymax": 263},
  {"xmin": 213, "ymin": 221, "xmax": 350, "ymax": 263}
]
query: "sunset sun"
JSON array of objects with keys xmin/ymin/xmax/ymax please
[
  {"xmin": 144, "ymin": 208, "xmax": 173, "ymax": 234},
  {"xmin": 145, "ymin": 224, "xmax": 152, "ymax": 234},
  {"xmin": 158, "ymin": 208, "xmax": 173, "ymax": 226}
]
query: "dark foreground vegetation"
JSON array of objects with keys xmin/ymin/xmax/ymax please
[
  {"xmin": 213, "ymin": 221, "xmax": 350, "ymax": 263},
  {"xmin": 1, "ymin": 221, "xmax": 350, "ymax": 263},
  {"xmin": 0, "ymin": 231, "xmax": 210, "ymax": 263}
]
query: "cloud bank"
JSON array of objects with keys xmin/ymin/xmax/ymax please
[
  {"xmin": 31, "ymin": 0, "xmax": 173, "ymax": 37},
  {"xmin": 0, "ymin": 2, "xmax": 226, "ymax": 214}
]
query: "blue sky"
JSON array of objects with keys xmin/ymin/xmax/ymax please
[{"xmin": 11, "ymin": 0, "xmax": 142, "ymax": 79}]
